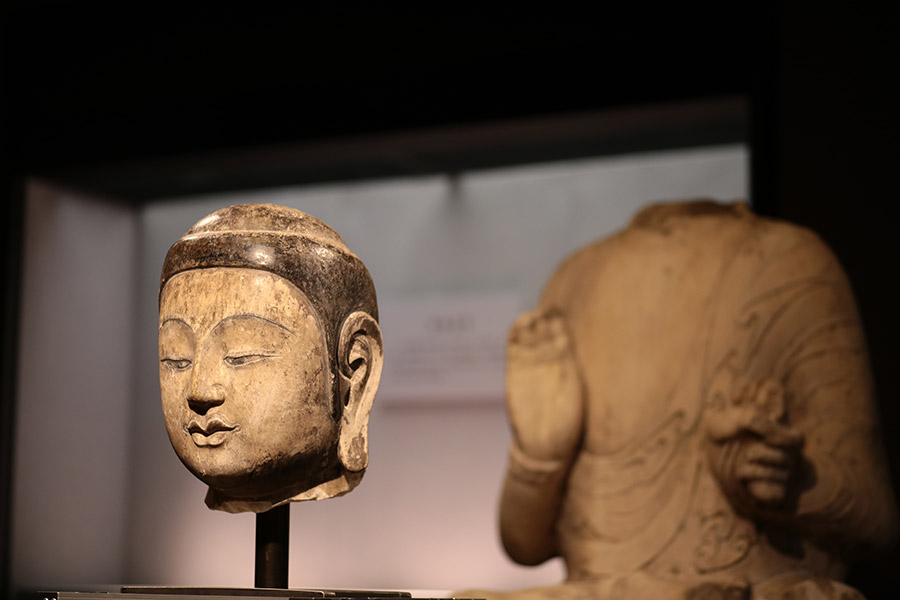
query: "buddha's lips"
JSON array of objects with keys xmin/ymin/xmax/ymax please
[{"xmin": 186, "ymin": 416, "xmax": 239, "ymax": 437}]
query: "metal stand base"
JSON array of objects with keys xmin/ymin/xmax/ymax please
[{"xmin": 43, "ymin": 589, "xmax": 434, "ymax": 600}]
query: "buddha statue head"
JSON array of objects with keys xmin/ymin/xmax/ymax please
[{"xmin": 158, "ymin": 204, "xmax": 382, "ymax": 513}]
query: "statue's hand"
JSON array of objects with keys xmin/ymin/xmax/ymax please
[
  {"xmin": 706, "ymin": 379, "xmax": 805, "ymax": 512},
  {"xmin": 506, "ymin": 309, "xmax": 584, "ymax": 462},
  {"xmin": 719, "ymin": 426, "xmax": 803, "ymax": 510}
]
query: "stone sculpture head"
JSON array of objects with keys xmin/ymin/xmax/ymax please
[{"xmin": 158, "ymin": 204, "xmax": 382, "ymax": 513}]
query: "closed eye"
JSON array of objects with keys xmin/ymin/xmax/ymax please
[
  {"xmin": 224, "ymin": 354, "xmax": 277, "ymax": 367},
  {"xmin": 161, "ymin": 358, "xmax": 192, "ymax": 370}
]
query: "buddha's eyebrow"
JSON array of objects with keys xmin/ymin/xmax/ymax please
[
  {"xmin": 218, "ymin": 313, "xmax": 294, "ymax": 333},
  {"xmin": 160, "ymin": 317, "xmax": 192, "ymax": 330}
]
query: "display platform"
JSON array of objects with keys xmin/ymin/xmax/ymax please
[{"xmin": 40, "ymin": 588, "xmax": 455, "ymax": 600}]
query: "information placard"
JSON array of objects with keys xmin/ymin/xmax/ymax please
[{"xmin": 377, "ymin": 291, "xmax": 521, "ymax": 403}]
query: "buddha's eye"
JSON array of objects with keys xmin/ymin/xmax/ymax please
[
  {"xmin": 161, "ymin": 358, "xmax": 192, "ymax": 370},
  {"xmin": 225, "ymin": 354, "xmax": 274, "ymax": 367}
]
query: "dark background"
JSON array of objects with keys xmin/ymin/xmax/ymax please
[{"xmin": 2, "ymin": 3, "xmax": 898, "ymax": 597}]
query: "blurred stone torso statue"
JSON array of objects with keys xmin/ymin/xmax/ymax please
[
  {"xmin": 460, "ymin": 201, "xmax": 897, "ymax": 600},
  {"xmin": 158, "ymin": 204, "xmax": 382, "ymax": 513}
]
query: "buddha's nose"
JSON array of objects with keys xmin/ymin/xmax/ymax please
[{"xmin": 188, "ymin": 360, "xmax": 225, "ymax": 415}]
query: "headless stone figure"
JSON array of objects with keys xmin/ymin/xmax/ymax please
[{"xmin": 459, "ymin": 202, "xmax": 897, "ymax": 600}]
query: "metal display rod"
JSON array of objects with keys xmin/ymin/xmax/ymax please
[{"xmin": 255, "ymin": 504, "xmax": 290, "ymax": 588}]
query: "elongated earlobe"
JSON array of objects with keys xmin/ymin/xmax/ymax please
[{"xmin": 337, "ymin": 311, "xmax": 383, "ymax": 472}]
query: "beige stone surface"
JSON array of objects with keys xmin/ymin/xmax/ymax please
[
  {"xmin": 458, "ymin": 201, "xmax": 897, "ymax": 599},
  {"xmin": 158, "ymin": 204, "xmax": 382, "ymax": 513}
]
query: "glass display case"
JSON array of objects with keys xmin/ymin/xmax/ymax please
[{"xmin": 4, "ymin": 5, "xmax": 898, "ymax": 599}]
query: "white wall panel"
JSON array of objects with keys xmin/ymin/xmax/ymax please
[{"xmin": 12, "ymin": 181, "xmax": 137, "ymax": 591}]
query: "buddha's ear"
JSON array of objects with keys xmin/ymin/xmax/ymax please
[{"xmin": 336, "ymin": 311, "xmax": 383, "ymax": 472}]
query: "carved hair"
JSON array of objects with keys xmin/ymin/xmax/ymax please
[{"xmin": 159, "ymin": 203, "xmax": 379, "ymax": 417}]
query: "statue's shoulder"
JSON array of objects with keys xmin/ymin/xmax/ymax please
[
  {"xmin": 631, "ymin": 199, "xmax": 839, "ymax": 264},
  {"xmin": 539, "ymin": 200, "xmax": 843, "ymax": 309},
  {"xmin": 628, "ymin": 199, "xmax": 751, "ymax": 230}
]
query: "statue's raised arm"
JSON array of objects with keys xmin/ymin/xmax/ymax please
[{"xmin": 500, "ymin": 308, "xmax": 585, "ymax": 565}]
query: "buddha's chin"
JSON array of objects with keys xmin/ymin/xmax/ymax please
[
  {"xmin": 184, "ymin": 449, "xmax": 342, "ymax": 501},
  {"xmin": 177, "ymin": 449, "xmax": 255, "ymax": 491}
]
